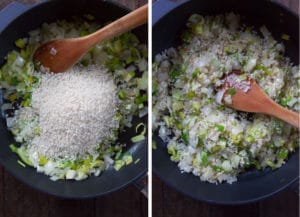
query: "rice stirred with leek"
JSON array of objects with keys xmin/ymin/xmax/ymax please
[
  {"xmin": 0, "ymin": 16, "xmax": 148, "ymax": 181},
  {"xmin": 153, "ymin": 13, "xmax": 299, "ymax": 184}
]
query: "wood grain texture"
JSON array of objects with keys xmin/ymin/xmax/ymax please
[
  {"xmin": 161, "ymin": 180, "xmax": 210, "ymax": 217},
  {"xmin": 48, "ymin": 198, "xmax": 94, "ymax": 217},
  {"xmin": 152, "ymin": 176, "xmax": 163, "ymax": 217},
  {"xmin": 0, "ymin": 1, "xmax": 147, "ymax": 217},
  {"xmin": 208, "ymin": 203, "xmax": 259, "ymax": 217},
  {"xmin": 3, "ymin": 172, "xmax": 49, "ymax": 217},
  {"xmin": 95, "ymin": 185, "xmax": 147, "ymax": 217},
  {"xmin": 259, "ymin": 190, "xmax": 299, "ymax": 217},
  {"xmin": 0, "ymin": 168, "xmax": 3, "ymax": 217},
  {"xmin": 153, "ymin": 176, "xmax": 299, "ymax": 217}
]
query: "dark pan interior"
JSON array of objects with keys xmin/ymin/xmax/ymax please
[
  {"xmin": 153, "ymin": 0, "xmax": 299, "ymax": 204},
  {"xmin": 0, "ymin": 0, "xmax": 147, "ymax": 198}
]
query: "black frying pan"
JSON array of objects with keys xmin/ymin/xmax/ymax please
[
  {"xmin": 0, "ymin": 0, "xmax": 147, "ymax": 198},
  {"xmin": 152, "ymin": 0, "xmax": 299, "ymax": 205}
]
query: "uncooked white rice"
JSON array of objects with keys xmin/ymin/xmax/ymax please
[{"xmin": 28, "ymin": 65, "xmax": 118, "ymax": 160}]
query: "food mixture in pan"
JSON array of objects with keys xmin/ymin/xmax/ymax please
[
  {"xmin": 153, "ymin": 13, "xmax": 299, "ymax": 184},
  {"xmin": 0, "ymin": 16, "xmax": 148, "ymax": 181}
]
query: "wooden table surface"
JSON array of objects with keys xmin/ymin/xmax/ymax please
[{"xmin": 0, "ymin": 1, "xmax": 147, "ymax": 217}]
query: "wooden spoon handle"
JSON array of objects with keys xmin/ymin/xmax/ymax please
[
  {"xmin": 265, "ymin": 103, "xmax": 300, "ymax": 128},
  {"xmin": 83, "ymin": 4, "xmax": 148, "ymax": 47}
]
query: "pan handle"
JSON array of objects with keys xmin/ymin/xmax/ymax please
[
  {"xmin": 288, "ymin": 179, "xmax": 299, "ymax": 195},
  {"xmin": 133, "ymin": 174, "xmax": 148, "ymax": 197},
  {"xmin": 0, "ymin": 2, "xmax": 34, "ymax": 33},
  {"xmin": 152, "ymin": 0, "xmax": 190, "ymax": 26}
]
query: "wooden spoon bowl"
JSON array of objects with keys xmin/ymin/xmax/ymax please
[{"xmin": 220, "ymin": 70, "xmax": 300, "ymax": 128}]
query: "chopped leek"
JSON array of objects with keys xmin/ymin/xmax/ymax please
[
  {"xmin": 38, "ymin": 154, "xmax": 48, "ymax": 166},
  {"xmin": 135, "ymin": 122, "xmax": 146, "ymax": 135},
  {"xmin": 170, "ymin": 68, "xmax": 181, "ymax": 80},
  {"xmin": 118, "ymin": 90, "xmax": 126, "ymax": 100},
  {"xmin": 114, "ymin": 160, "xmax": 125, "ymax": 171},
  {"xmin": 137, "ymin": 71, "xmax": 148, "ymax": 90},
  {"xmin": 9, "ymin": 144, "xmax": 33, "ymax": 166},
  {"xmin": 152, "ymin": 140, "xmax": 157, "ymax": 149},
  {"xmin": 17, "ymin": 160, "xmax": 26, "ymax": 167},
  {"xmin": 215, "ymin": 124, "xmax": 225, "ymax": 132},
  {"xmin": 123, "ymin": 153, "xmax": 133, "ymax": 165},
  {"xmin": 281, "ymin": 34, "xmax": 290, "ymax": 41},
  {"xmin": 212, "ymin": 165, "xmax": 223, "ymax": 172},
  {"xmin": 124, "ymin": 71, "xmax": 135, "ymax": 82},
  {"xmin": 135, "ymin": 94, "xmax": 147, "ymax": 104},
  {"xmin": 228, "ymin": 88, "xmax": 236, "ymax": 95},
  {"xmin": 131, "ymin": 134, "xmax": 145, "ymax": 143},
  {"xmin": 279, "ymin": 96, "xmax": 292, "ymax": 107},
  {"xmin": 266, "ymin": 160, "xmax": 277, "ymax": 170},
  {"xmin": 168, "ymin": 146, "xmax": 176, "ymax": 155},
  {"xmin": 181, "ymin": 132, "xmax": 189, "ymax": 144},
  {"xmin": 200, "ymin": 151, "xmax": 208, "ymax": 166},
  {"xmin": 15, "ymin": 38, "xmax": 26, "ymax": 49},
  {"xmin": 192, "ymin": 68, "xmax": 201, "ymax": 78},
  {"xmin": 277, "ymin": 148, "xmax": 288, "ymax": 159},
  {"xmin": 114, "ymin": 150, "xmax": 122, "ymax": 160}
]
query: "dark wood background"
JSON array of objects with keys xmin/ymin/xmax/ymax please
[
  {"xmin": 0, "ymin": 0, "xmax": 299, "ymax": 217},
  {"xmin": 0, "ymin": 1, "xmax": 147, "ymax": 217}
]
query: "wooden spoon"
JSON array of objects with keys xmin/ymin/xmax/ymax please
[
  {"xmin": 33, "ymin": 4, "xmax": 148, "ymax": 73},
  {"xmin": 220, "ymin": 70, "xmax": 299, "ymax": 128}
]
